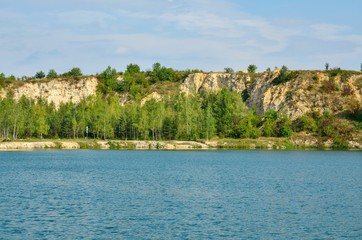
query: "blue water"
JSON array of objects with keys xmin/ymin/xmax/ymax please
[{"xmin": 0, "ymin": 150, "xmax": 361, "ymax": 239}]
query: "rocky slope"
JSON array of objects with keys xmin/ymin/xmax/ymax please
[
  {"xmin": 1, "ymin": 70, "xmax": 361, "ymax": 120},
  {"xmin": 180, "ymin": 70, "xmax": 362, "ymax": 119},
  {"xmin": 0, "ymin": 76, "xmax": 98, "ymax": 108},
  {"xmin": 180, "ymin": 72, "xmax": 247, "ymax": 94}
]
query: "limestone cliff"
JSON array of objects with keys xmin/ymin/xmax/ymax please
[
  {"xmin": 1, "ymin": 70, "xmax": 361, "ymax": 120},
  {"xmin": 180, "ymin": 72, "xmax": 247, "ymax": 94},
  {"xmin": 180, "ymin": 70, "xmax": 362, "ymax": 119},
  {"xmin": 0, "ymin": 76, "xmax": 98, "ymax": 108},
  {"xmin": 246, "ymin": 71, "xmax": 362, "ymax": 119}
]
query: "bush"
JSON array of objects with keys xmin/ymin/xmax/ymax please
[
  {"xmin": 224, "ymin": 67, "xmax": 234, "ymax": 73},
  {"xmin": 321, "ymin": 79, "xmax": 338, "ymax": 93},
  {"xmin": 292, "ymin": 114, "xmax": 318, "ymax": 133},
  {"xmin": 247, "ymin": 64, "xmax": 257, "ymax": 73},
  {"xmin": 35, "ymin": 71, "xmax": 45, "ymax": 79},
  {"xmin": 272, "ymin": 66, "xmax": 299, "ymax": 85},
  {"xmin": 46, "ymin": 69, "xmax": 58, "ymax": 79}
]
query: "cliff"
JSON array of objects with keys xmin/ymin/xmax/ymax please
[
  {"xmin": 1, "ymin": 70, "xmax": 361, "ymax": 120},
  {"xmin": 180, "ymin": 70, "xmax": 362, "ymax": 120},
  {"xmin": 180, "ymin": 72, "xmax": 247, "ymax": 94},
  {"xmin": 0, "ymin": 76, "xmax": 98, "ymax": 108}
]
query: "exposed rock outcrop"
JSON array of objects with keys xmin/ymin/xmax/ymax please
[
  {"xmin": 180, "ymin": 70, "xmax": 362, "ymax": 120},
  {"xmin": 180, "ymin": 72, "xmax": 247, "ymax": 94},
  {"xmin": 140, "ymin": 92, "xmax": 162, "ymax": 106},
  {"xmin": 0, "ymin": 77, "xmax": 98, "ymax": 108},
  {"xmin": 246, "ymin": 71, "xmax": 362, "ymax": 119}
]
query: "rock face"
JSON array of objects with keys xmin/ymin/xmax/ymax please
[
  {"xmin": 1, "ymin": 71, "xmax": 361, "ymax": 121},
  {"xmin": 180, "ymin": 72, "xmax": 247, "ymax": 94},
  {"xmin": 180, "ymin": 71, "xmax": 362, "ymax": 120},
  {"xmin": 140, "ymin": 92, "xmax": 162, "ymax": 106},
  {"xmin": 0, "ymin": 77, "xmax": 98, "ymax": 108},
  {"xmin": 246, "ymin": 71, "xmax": 362, "ymax": 119}
]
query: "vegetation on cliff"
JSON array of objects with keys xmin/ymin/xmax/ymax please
[{"xmin": 1, "ymin": 64, "xmax": 361, "ymax": 148}]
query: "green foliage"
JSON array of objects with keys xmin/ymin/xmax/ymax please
[
  {"xmin": 327, "ymin": 68, "xmax": 356, "ymax": 82},
  {"xmin": 0, "ymin": 73, "xmax": 15, "ymax": 88},
  {"xmin": 35, "ymin": 71, "xmax": 45, "ymax": 79},
  {"xmin": 211, "ymin": 89, "xmax": 247, "ymax": 138},
  {"xmin": 125, "ymin": 64, "xmax": 140, "ymax": 75},
  {"xmin": 46, "ymin": 69, "xmax": 58, "ymax": 79},
  {"xmin": 247, "ymin": 64, "xmax": 257, "ymax": 73},
  {"xmin": 98, "ymin": 66, "xmax": 119, "ymax": 94},
  {"xmin": 239, "ymin": 110, "xmax": 261, "ymax": 138},
  {"xmin": 292, "ymin": 114, "xmax": 318, "ymax": 133},
  {"xmin": 62, "ymin": 67, "xmax": 82, "ymax": 77},
  {"xmin": 241, "ymin": 89, "xmax": 250, "ymax": 102},
  {"xmin": 262, "ymin": 110, "xmax": 278, "ymax": 137},
  {"xmin": 272, "ymin": 66, "xmax": 299, "ymax": 85},
  {"xmin": 151, "ymin": 63, "xmax": 175, "ymax": 83},
  {"xmin": 328, "ymin": 67, "xmax": 342, "ymax": 77},
  {"xmin": 69, "ymin": 67, "xmax": 82, "ymax": 77},
  {"xmin": 224, "ymin": 67, "xmax": 234, "ymax": 73}
]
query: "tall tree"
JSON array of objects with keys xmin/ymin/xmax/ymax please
[{"xmin": 33, "ymin": 100, "xmax": 49, "ymax": 139}]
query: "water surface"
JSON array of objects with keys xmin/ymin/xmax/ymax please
[{"xmin": 0, "ymin": 150, "xmax": 361, "ymax": 239}]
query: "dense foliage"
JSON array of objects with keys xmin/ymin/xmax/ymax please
[
  {"xmin": 0, "ymin": 90, "xmax": 297, "ymax": 141},
  {"xmin": 1, "ymin": 91, "xmax": 357, "ymax": 147}
]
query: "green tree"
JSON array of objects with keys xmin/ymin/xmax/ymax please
[
  {"xmin": 35, "ymin": 71, "xmax": 45, "ymax": 79},
  {"xmin": 262, "ymin": 110, "xmax": 278, "ymax": 137},
  {"xmin": 174, "ymin": 95, "xmax": 201, "ymax": 140},
  {"xmin": 224, "ymin": 67, "xmax": 234, "ymax": 73},
  {"xmin": 69, "ymin": 67, "xmax": 82, "ymax": 77},
  {"xmin": 202, "ymin": 104, "xmax": 216, "ymax": 140},
  {"xmin": 293, "ymin": 114, "xmax": 318, "ymax": 133},
  {"xmin": 144, "ymin": 99, "xmax": 165, "ymax": 140},
  {"xmin": 325, "ymin": 63, "xmax": 329, "ymax": 71},
  {"xmin": 239, "ymin": 109, "xmax": 261, "ymax": 138},
  {"xmin": 151, "ymin": 63, "xmax": 175, "ymax": 83},
  {"xmin": 247, "ymin": 64, "xmax": 257, "ymax": 73},
  {"xmin": 212, "ymin": 89, "xmax": 246, "ymax": 138},
  {"xmin": 47, "ymin": 69, "xmax": 58, "ymax": 79},
  {"xmin": 125, "ymin": 64, "xmax": 141, "ymax": 75},
  {"xmin": 99, "ymin": 66, "xmax": 119, "ymax": 93},
  {"xmin": 33, "ymin": 101, "xmax": 49, "ymax": 139}
]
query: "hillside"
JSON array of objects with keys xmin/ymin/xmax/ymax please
[
  {"xmin": 179, "ymin": 69, "xmax": 362, "ymax": 120},
  {"xmin": 2, "ymin": 69, "xmax": 361, "ymax": 120},
  {"xmin": 0, "ymin": 68, "xmax": 361, "ymax": 148}
]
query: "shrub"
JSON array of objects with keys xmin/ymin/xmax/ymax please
[
  {"xmin": 342, "ymin": 85, "xmax": 353, "ymax": 96},
  {"xmin": 35, "ymin": 71, "xmax": 45, "ymax": 79},
  {"xmin": 224, "ymin": 67, "xmax": 234, "ymax": 73},
  {"xmin": 321, "ymin": 79, "xmax": 338, "ymax": 93},
  {"xmin": 272, "ymin": 66, "xmax": 299, "ymax": 85},
  {"xmin": 247, "ymin": 64, "xmax": 257, "ymax": 73}
]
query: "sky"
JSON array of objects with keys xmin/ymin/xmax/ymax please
[{"xmin": 1, "ymin": 0, "xmax": 362, "ymax": 76}]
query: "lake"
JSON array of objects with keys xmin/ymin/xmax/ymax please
[{"xmin": 0, "ymin": 150, "xmax": 361, "ymax": 239}]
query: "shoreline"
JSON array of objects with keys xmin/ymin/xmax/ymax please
[{"xmin": 0, "ymin": 138, "xmax": 361, "ymax": 151}]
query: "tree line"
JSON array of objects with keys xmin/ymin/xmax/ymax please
[{"xmin": 0, "ymin": 89, "xmax": 356, "ymax": 147}]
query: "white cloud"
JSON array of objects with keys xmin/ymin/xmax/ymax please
[{"xmin": 1, "ymin": 0, "xmax": 362, "ymax": 75}]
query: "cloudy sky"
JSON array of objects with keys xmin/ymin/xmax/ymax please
[{"xmin": 1, "ymin": 0, "xmax": 361, "ymax": 76}]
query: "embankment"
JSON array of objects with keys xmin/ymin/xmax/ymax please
[{"xmin": 0, "ymin": 137, "xmax": 361, "ymax": 150}]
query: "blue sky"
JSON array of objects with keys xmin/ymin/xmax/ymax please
[{"xmin": 1, "ymin": 0, "xmax": 361, "ymax": 76}]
